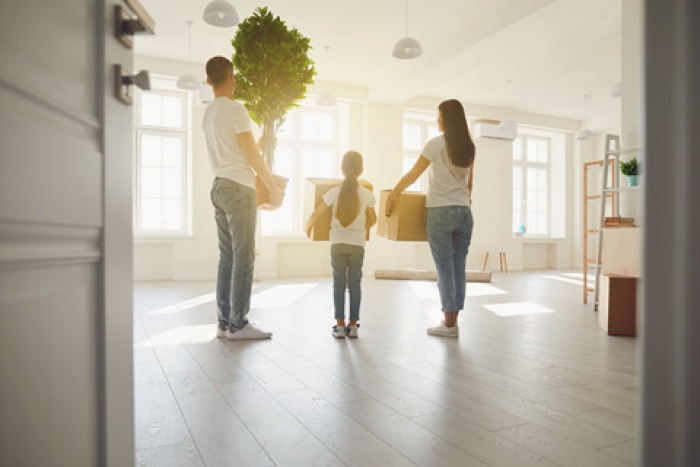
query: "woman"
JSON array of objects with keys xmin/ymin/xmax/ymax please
[{"xmin": 385, "ymin": 99, "xmax": 475, "ymax": 337}]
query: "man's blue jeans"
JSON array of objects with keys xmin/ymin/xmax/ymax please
[
  {"xmin": 210, "ymin": 178, "xmax": 256, "ymax": 329},
  {"xmin": 331, "ymin": 243, "xmax": 365, "ymax": 322},
  {"xmin": 426, "ymin": 206, "xmax": 474, "ymax": 312}
]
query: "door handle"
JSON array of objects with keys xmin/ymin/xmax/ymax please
[
  {"xmin": 115, "ymin": 0, "xmax": 155, "ymax": 49},
  {"xmin": 114, "ymin": 65, "xmax": 151, "ymax": 105}
]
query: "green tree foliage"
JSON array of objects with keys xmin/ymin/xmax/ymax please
[{"xmin": 232, "ymin": 7, "xmax": 315, "ymax": 167}]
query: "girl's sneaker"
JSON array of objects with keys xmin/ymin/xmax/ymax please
[
  {"xmin": 346, "ymin": 324, "xmax": 359, "ymax": 338},
  {"xmin": 332, "ymin": 325, "xmax": 346, "ymax": 338}
]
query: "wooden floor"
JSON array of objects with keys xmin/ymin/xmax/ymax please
[{"xmin": 134, "ymin": 271, "xmax": 638, "ymax": 467}]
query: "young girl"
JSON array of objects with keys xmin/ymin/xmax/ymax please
[
  {"xmin": 385, "ymin": 99, "xmax": 476, "ymax": 338},
  {"xmin": 306, "ymin": 151, "xmax": 377, "ymax": 338}
]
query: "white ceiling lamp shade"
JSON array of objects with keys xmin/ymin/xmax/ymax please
[
  {"xmin": 610, "ymin": 81, "xmax": 622, "ymax": 98},
  {"xmin": 177, "ymin": 21, "xmax": 201, "ymax": 91},
  {"xmin": 316, "ymin": 92, "xmax": 338, "ymax": 107},
  {"xmin": 316, "ymin": 46, "xmax": 337, "ymax": 107},
  {"xmin": 203, "ymin": 0, "xmax": 239, "ymax": 27},
  {"xmin": 498, "ymin": 79, "xmax": 518, "ymax": 131},
  {"xmin": 392, "ymin": 0, "xmax": 422, "ymax": 59},
  {"xmin": 176, "ymin": 74, "xmax": 200, "ymax": 90},
  {"xmin": 576, "ymin": 94, "xmax": 594, "ymax": 140}
]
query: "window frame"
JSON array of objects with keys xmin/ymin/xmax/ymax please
[
  {"xmin": 133, "ymin": 76, "xmax": 193, "ymax": 238},
  {"xmin": 513, "ymin": 134, "xmax": 552, "ymax": 238},
  {"xmin": 259, "ymin": 100, "xmax": 348, "ymax": 238},
  {"xmin": 402, "ymin": 111, "xmax": 440, "ymax": 193}
]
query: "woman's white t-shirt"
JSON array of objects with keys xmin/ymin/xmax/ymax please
[
  {"xmin": 422, "ymin": 134, "xmax": 471, "ymax": 208},
  {"xmin": 322, "ymin": 185, "xmax": 376, "ymax": 246},
  {"xmin": 202, "ymin": 97, "xmax": 254, "ymax": 188}
]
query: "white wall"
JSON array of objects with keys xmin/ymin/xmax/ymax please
[{"xmin": 133, "ymin": 55, "xmax": 598, "ymax": 280}]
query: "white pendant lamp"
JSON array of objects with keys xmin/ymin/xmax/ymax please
[
  {"xmin": 176, "ymin": 21, "xmax": 201, "ymax": 91},
  {"xmin": 316, "ymin": 46, "xmax": 337, "ymax": 107},
  {"xmin": 576, "ymin": 94, "xmax": 594, "ymax": 140},
  {"xmin": 392, "ymin": 0, "xmax": 422, "ymax": 59},
  {"xmin": 203, "ymin": 0, "xmax": 239, "ymax": 27},
  {"xmin": 499, "ymin": 80, "xmax": 518, "ymax": 131}
]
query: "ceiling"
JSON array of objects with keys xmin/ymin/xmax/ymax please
[{"xmin": 135, "ymin": 0, "xmax": 624, "ymax": 131}]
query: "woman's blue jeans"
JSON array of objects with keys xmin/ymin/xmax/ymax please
[
  {"xmin": 210, "ymin": 178, "xmax": 256, "ymax": 329},
  {"xmin": 426, "ymin": 206, "xmax": 474, "ymax": 312},
  {"xmin": 330, "ymin": 244, "xmax": 365, "ymax": 322}
]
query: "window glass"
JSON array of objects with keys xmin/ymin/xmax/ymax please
[{"xmin": 134, "ymin": 78, "xmax": 189, "ymax": 236}]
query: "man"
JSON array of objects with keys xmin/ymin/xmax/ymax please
[{"xmin": 203, "ymin": 56, "xmax": 282, "ymax": 339}]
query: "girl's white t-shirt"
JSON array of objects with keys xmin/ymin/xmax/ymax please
[
  {"xmin": 322, "ymin": 185, "xmax": 376, "ymax": 246},
  {"xmin": 422, "ymin": 134, "xmax": 472, "ymax": 208},
  {"xmin": 202, "ymin": 97, "xmax": 255, "ymax": 188}
]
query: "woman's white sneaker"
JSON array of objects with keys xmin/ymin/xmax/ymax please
[
  {"xmin": 332, "ymin": 325, "xmax": 346, "ymax": 338},
  {"xmin": 427, "ymin": 321, "xmax": 459, "ymax": 338}
]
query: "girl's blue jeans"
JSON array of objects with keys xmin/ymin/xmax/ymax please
[{"xmin": 330, "ymin": 243, "xmax": 365, "ymax": 322}]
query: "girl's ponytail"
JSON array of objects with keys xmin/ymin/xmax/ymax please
[{"xmin": 335, "ymin": 151, "xmax": 364, "ymax": 227}]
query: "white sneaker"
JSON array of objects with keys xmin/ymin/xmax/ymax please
[
  {"xmin": 332, "ymin": 325, "xmax": 346, "ymax": 338},
  {"xmin": 346, "ymin": 325, "xmax": 359, "ymax": 338},
  {"xmin": 216, "ymin": 324, "xmax": 228, "ymax": 338},
  {"xmin": 427, "ymin": 321, "xmax": 459, "ymax": 338},
  {"xmin": 227, "ymin": 322, "xmax": 272, "ymax": 340}
]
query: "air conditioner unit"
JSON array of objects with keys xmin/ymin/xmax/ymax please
[{"xmin": 472, "ymin": 119, "xmax": 517, "ymax": 141}]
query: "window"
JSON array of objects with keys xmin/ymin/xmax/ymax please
[
  {"xmin": 512, "ymin": 129, "xmax": 567, "ymax": 239},
  {"xmin": 260, "ymin": 101, "xmax": 348, "ymax": 236},
  {"xmin": 513, "ymin": 134, "xmax": 551, "ymax": 236},
  {"xmin": 134, "ymin": 76, "xmax": 191, "ymax": 237},
  {"xmin": 403, "ymin": 112, "xmax": 440, "ymax": 192}
]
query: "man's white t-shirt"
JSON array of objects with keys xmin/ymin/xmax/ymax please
[
  {"xmin": 202, "ymin": 97, "xmax": 254, "ymax": 189},
  {"xmin": 422, "ymin": 134, "xmax": 471, "ymax": 208},
  {"xmin": 322, "ymin": 185, "xmax": 376, "ymax": 247}
]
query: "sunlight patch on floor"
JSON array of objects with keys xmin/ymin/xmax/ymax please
[
  {"xmin": 561, "ymin": 272, "xmax": 595, "ymax": 283},
  {"xmin": 134, "ymin": 324, "xmax": 215, "ymax": 348},
  {"xmin": 542, "ymin": 274, "xmax": 592, "ymax": 286},
  {"xmin": 467, "ymin": 283, "xmax": 509, "ymax": 296},
  {"xmin": 251, "ymin": 283, "xmax": 318, "ymax": 308},
  {"xmin": 146, "ymin": 293, "xmax": 215, "ymax": 315},
  {"xmin": 409, "ymin": 281, "xmax": 507, "ymax": 300},
  {"xmin": 484, "ymin": 302, "xmax": 556, "ymax": 317},
  {"xmin": 409, "ymin": 281, "xmax": 439, "ymax": 300}
]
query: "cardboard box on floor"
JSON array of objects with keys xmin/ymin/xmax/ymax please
[
  {"xmin": 602, "ymin": 227, "xmax": 641, "ymax": 277},
  {"xmin": 376, "ymin": 190, "xmax": 427, "ymax": 241},
  {"xmin": 598, "ymin": 274, "xmax": 637, "ymax": 336},
  {"xmin": 255, "ymin": 174, "xmax": 289, "ymax": 210},
  {"xmin": 304, "ymin": 178, "xmax": 374, "ymax": 241}
]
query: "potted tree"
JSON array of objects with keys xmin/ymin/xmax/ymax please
[
  {"xmin": 231, "ymin": 7, "xmax": 315, "ymax": 170},
  {"xmin": 620, "ymin": 157, "xmax": 640, "ymax": 187}
]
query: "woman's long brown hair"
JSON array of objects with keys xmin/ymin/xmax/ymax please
[
  {"xmin": 335, "ymin": 151, "xmax": 364, "ymax": 227},
  {"xmin": 439, "ymin": 99, "xmax": 476, "ymax": 168}
]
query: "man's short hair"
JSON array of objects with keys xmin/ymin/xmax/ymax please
[{"xmin": 206, "ymin": 56, "xmax": 233, "ymax": 87}]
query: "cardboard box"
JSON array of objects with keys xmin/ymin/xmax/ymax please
[
  {"xmin": 304, "ymin": 178, "xmax": 374, "ymax": 241},
  {"xmin": 376, "ymin": 190, "xmax": 427, "ymax": 241},
  {"xmin": 255, "ymin": 174, "xmax": 288, "ymax": 210},
  {"xmin": 598, "ymin": 274, "xmax": 637, "ymax": 336},
  {"xmin": 601, "ymin": 227, "xmax": 641, "ymax": 277}
]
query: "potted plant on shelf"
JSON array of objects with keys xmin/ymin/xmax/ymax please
[
  {"xmin": 620, "ymin": 157, "xmax": 640, "ymax": 187},
  {"xmin": 231, "ymin": 7, "xmax": 315, "ymax": 170}
]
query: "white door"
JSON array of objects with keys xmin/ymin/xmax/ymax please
[{"xmin": 0, "ymin": 1, "xmax": 147, "ymax": 465}]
